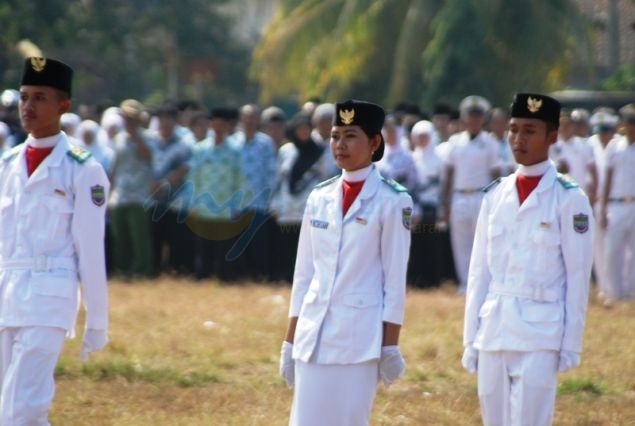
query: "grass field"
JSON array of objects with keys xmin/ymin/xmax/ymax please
[{"xmin": 50, "ymin": 278, "xmax": 635, "ymax": 425}]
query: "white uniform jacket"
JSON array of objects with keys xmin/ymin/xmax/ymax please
[
  {"xmin": 463, "ymin": 164, "xmax": 593, "ymax": 353},
  {"xmin": 290, "ymin": 166, "xmax": 412, "ymax": 364},
  {"xmin": 0, "ymin": 133, "xmax": 110, "ymax": 332}
]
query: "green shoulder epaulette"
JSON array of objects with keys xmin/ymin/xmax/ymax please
[
  {"xmin": 1, "ymin": 145, "xmax": 22, "ymax": 162},
  {"xmin": 381, "ymin": 177, "xmax": 408, "ymax": 193},
  {"xmin": 482, "ymin": 177, "xmax": 502, "ymax": 193},
  {"xmin": 67, "ymin": 145, "xmax": 92, "ymax": 164},
  {"xmin": 557, "ymin": 173, "xmax": 579, "ymax": 189},
  {"xmin": 315, "ymin": 175, "xmax": 340, "ymax": 189}
]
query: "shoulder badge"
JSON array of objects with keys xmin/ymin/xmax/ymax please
[
  {"xmin": 482, "ymin": 177, "xmax": 502, "ymax": 193},
  {"xmin": 67, "ymin": 145, "xmax": 92, "ymax": 164},
  {"xmin": 314, "ymin": 175, "xmax": 340, "ymax": 189},
  {"xmin": 381, "ymin": 177, "xmax": 408, "ymax": 193},
  {"xmin": 557, "ymin": 173, "xmax": 579, "ymax": 189},
  {"xmin": 1, "ymin": 145, "xmax": 22, "ymax": 162}
]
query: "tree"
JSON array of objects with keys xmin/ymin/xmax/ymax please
[
  {"xmin": 252, "ymin": 0, "xmax": 591, "ymax": 109},
  {"xmin": 0, "ymin": 0, "xmax": 253, "ymax": 107}
]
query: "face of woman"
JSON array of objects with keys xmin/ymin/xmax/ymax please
[{"xmin": 330, "ymin": 125, "xmax": 379, "ymax": 171}]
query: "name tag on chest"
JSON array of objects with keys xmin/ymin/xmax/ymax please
[{"xmin": 311, "ymin": 219, "xmax": 329, "ymax": 230}]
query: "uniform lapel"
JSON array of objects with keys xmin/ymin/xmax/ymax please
[
  {"xmin": 518, "ymin": 165, "xmax": 557, "ymax": 214},
  {"xmin": 343, "ymin": 167, "xmax": 380, "ymax": 222},
  {"xmin": 25, "ymin": 135, "xmax": 67, "ymax": 188}
]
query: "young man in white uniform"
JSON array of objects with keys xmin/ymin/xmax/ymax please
[
  {"xmin": 0, "ymin": 57, "xmax": 109, "ymax": 424},
  {"xmin": 462, "ymin": 93, "xmax": 593, "ymax": 425},
  {"xmin": 441, "ymin": 95, "xmax": 501, "ymax": 294},
  {"xmin": 599, "ymin": 104, "xmax": 635, "ymax": 304}
]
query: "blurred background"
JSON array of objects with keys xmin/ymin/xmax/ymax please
[{"xmin": 1, "ymin": 0, "xmax": 634, "ymax": 111}]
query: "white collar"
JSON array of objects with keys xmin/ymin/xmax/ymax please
[
  {"xmin": 342, "ymin": 164, "xmax": 373, "ymax": 182},
  {"xmin": 517, "ymin": 159, "xmax": 551, "ymax": 177},
  {"xmin": 26, "ymin": 132, "xmax": 62, "ymax": 149}
]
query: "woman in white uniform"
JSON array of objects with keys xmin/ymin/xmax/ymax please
[{"xmin": 279, "ymin": 100, "xmax": 413, "ymax": 425}]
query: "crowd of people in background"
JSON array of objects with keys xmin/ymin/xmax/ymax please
[{"xmin": 0, "ymin": 88, "xmax": 633, "ymax": 303}]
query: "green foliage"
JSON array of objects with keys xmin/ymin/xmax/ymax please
[
  {"xmin": 56, "ymin": 358, "xmax": 222, "ymax": 388},
  {"xmin": 558, "ymin": 378, "xmax": 606, "ymax": 396},
  {"xmin": 253, "ymin": 0, "xmax": 590, "ymax": 108},
  {"xmin": 0, "ymin": 0, "xmax": 253, "ymax": 107},
  {"xmin": 601, "ymin": 65, "xmax": 635, "ymax": 90}
]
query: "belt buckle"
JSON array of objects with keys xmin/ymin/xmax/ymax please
[
  {"xmin": 532, "ymin": 286, "xmax": 545, "ymax": 302},
  {"xmin": 34, "ymin": 256, "xmax": 48, "ymax": 272}
]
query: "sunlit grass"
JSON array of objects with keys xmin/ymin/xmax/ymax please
[{"xmin": 50, "ymin": 278, "xmax": 635, "ymax": 425}]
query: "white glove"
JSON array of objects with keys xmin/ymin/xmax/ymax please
[
  {"xmin": 558, "ymin": 350, "xmax": 580, "ymax": 373},
  {"xmin": 279, "ymin": 341, "xmax": 295, "ymax": 389},
  {"xmin": 81, "ymin": 329, "xmax": 108, "ymax": 361},
  {"xmin": 379, "ymin": 345, "xmax": 406, "ymax": 387},
  {"xmin": 461, "ymin": 346, "xmax": 478, "ymax": 374}
]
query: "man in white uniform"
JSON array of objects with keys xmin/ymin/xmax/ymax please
[
  {"xmin": 462, "ymin": 93, "xmax": 593, "ymax": 425},
  {"xmin": 588, "ymin": 109, "xmax": 619, "ymax": 302},
  {"xmin": 599, "ymin": 104, "xmax": 635, "ymax": 305},
  {"xmin": 550, "ymin": 110, "xmax": 598, "ymax": 203},
  {"xmin": 441, "ymin": 95, "xmax": 500, "ymax": 294},
  {"xmin": 0, "ymin": 57, "xmax": 109, "ymax": 424}
]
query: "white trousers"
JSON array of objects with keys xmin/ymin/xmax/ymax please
[
  {"xmin": 290, "ymin": 360, "xmax": 378, "ymax": 426},
  {"xmin": 593, "ymin": 203, "xmax": 608, "ymax": 294},
  {"xmin": 0, "ymin": 327, "xmax": 66, "ymax": 426},
  {"xmin": 450, "ymin": 193, "xmax": 483, "ymax": 293},
  {"xmin": 477, "ymin": 350, "xmax": 558, "ymax": 426},
  {"xmin": 604, "ymin": 203, "xmax": 635, "ymax": 300}
]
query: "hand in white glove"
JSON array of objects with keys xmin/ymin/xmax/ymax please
[
  {"xmin": 279, "ymin": 341, "xmax": 295, "ymax": 389},
  {"xmin": 461, "ymin": 346, "xmax": 478, "ymax": 374},
  {"xmin": 558, "ymin": 350, "xmax": 580, "ymax": 373},
  {"xmin": 379, "ymin": 345, "xmax": 406, "ymax": 387},
  {"xmin": 81, "ymin": 329, "xmax": 108, "ymax": 361}
]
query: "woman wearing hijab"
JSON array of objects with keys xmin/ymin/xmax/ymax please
[{"xmin": 272, "ymin": 113, "xmax": 332, "ymax": 282}]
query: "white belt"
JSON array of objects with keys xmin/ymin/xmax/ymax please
[
  {"xmin": 0, "ymin": 256, "xmax": 77, "ymax": 272},
  {"xmin": 489, "ymin": 282, "xmax": 563, "ymax": 303}
]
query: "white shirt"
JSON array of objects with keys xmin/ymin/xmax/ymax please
[
  {"xmin": 446, "ymin": 131, "xmax": 499, "ymax": 190},
  {"xmin": 412, "ymin": 145, "xmax": 443, "ymax": 206},
  {"xmin": 290, "ymin": 165, "xmax": 412, "ymax": 364},
  {"xmin": 464, "ymin": 161, "xmax": 593, "ymax": 353},
  {"xmin": 550, "ymin": 136, "xmax": 595, "ymax": 185},
  {"xmin": 606, "ymin": 136, "xmax": 635, "ymax": 198},
  {"xmin": 0, "ymin": 133, "xmax": 110, "ymax": 332}
]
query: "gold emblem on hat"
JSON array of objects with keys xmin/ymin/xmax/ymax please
[
  {"xmin": 527, "ymin": 97, "xmax": 542, "ymax": 113},
  {"xmin": 339, "ymin": 108, "xmax": 355, "ymax": 125},
  {"xmin": 31, "ymin": 57, "xmax": 46, "ymax": 72}
]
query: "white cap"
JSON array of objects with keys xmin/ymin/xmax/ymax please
[
  {"xmin": 459, "ymin": 95, "xmax": 491, "ymax": 117},
  {"xmin": 1, "ymin": 89, "xmax": 19, "ymax": 108},
  {"xmin": 589, "ymin": 110, "xmax": 619, "ymax": 128}
]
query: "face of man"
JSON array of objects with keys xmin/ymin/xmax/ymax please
[
  {"xmin": 158, "ymin": 115, "xmax": 176, "ymax": 141},
  {"xmin": 508, "ymin": 117, "xmax": 557, "ymax": 166},
  {"xmin": 463, "ymin": 111, "xmax": 485, "ymax": 135},
  {"xmin": 19, "ymin": 85, "xmax": 70, "ymax": 138}
]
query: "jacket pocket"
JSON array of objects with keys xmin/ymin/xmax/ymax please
[
  {"xmin": 342, "ymin": 292, "xmax": 380, "ymax": 309},
  {"xmin": 520, "ymin": 302, "xmax": 561, "ymax": 322},
  {"xmin": 531, "ymin": 227, "xmax": 561, "ymax": 271},
  {"xmin": 31, "ymin": 275, "xmax": 75, "ymax": 299}
]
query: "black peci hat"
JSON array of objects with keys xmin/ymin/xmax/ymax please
[
  {"xmin": 334, "ymin": 99, "xmax": 385, "ymax": 162},
  {"xmin": 510, "ymin": 93, "xmax": 561, "ymax": 127},
  {"xmin": 20, "ymin": 57, "xmax": 73, "ymax": 97}
]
